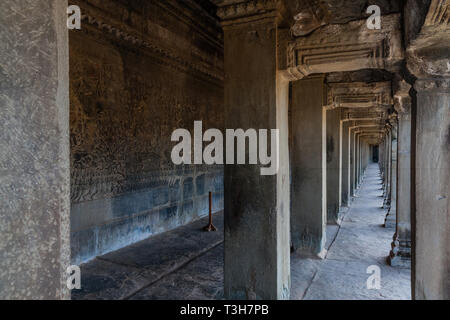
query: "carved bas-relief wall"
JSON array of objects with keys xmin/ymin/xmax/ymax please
[{"xmin": 69, "ymin": 0, "xmax": 224, "ymax": 264}]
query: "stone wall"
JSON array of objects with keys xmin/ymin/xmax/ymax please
[{"xmin": 69, "ymin": 0, "xmax": 224, "ymax": 264}]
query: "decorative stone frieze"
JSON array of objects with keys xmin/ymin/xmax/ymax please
[
  {"xmin": 281, "ymin": 14, "xmax": 404, "ymax": 81},
  {"xmin": 342, "ymin": 110, "xmax": 387, "ymax": 121},
  {"xmin": 216, "ymin": 0, "xmax": 281, "ymax": 26},
  {"xmin": 325, "ymin": 82, "xmax": 393, "ymax": 109},
  {"xmin": 73, "ymin": 0, "xmax": 224, "ymax": 84}
]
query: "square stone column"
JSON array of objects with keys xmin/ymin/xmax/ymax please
[
  {"xmin": 0, "ymin": 0, "xmax": 70, "ymax": 299},
  {"xmin": 389, "ymin": 108, "xmax": 412, "ymax": 267},
  {"xmin": 383, "ymin": 128, "xmax": 392, "ymax": 207},
  {"xmin": 349, "ymin": 127, "xmax": 357, "ymax": 199},
  {"xmin": 383, "ymin": 132, "xmax": 388, "ymax": 189},
  {"xmin": 379, "ymin": 139, "xmax": 385, "ymax": 179},
  {"xmin": 356, "ymin": 133, "xmax": 361, "ymax": 188},
  {"xmin": 385, "ymin": 122, "xmax": 398, "ymax": 228},
  {"xmin": 354, "ymin": 133, "xmax": 359, "ymax": 190},
  {"xmin": 340, "ymin": 120, "xmax": 353, "ymax": 207},
  {"xmin": 291, "ymin": 76, "xmax": 327, "ymax": 258},
  {"xmin": 414, "ymin": 78, "xmax": 450, "ymax": 300},
  {"xmin": 357, "ymin": 136, "xmax": 361, "ymax": 185},
  {"xmin": 219, "ymin": 1, "xmax": 290, "ymax": 300},
  {"xmin": 326, "ymin": 108, "xmax": 341, "ymax": 224},
  {"xmin": 382, "ymin": 138, "xmax": 386, "ymax": 177}
]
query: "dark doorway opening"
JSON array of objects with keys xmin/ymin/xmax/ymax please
[{"xmin": 372, "ymin": 145, "xmax": 379, "ymax": 163}]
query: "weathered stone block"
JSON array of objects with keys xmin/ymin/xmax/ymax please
[
  {"xmin": 153, "ymin": 186, "xmax": 169, "ymax": 207},
  {"xmin": 196, "ymin": 174, "xmax": 206, "ymax": 196},
  {"xmin": 71, "ymin": 228, "xmax": 98, "ymax": 265},
  {"xmin": 169, "ymin": 180, "xmax": 181, "ymax": 203},
  {"xmin": 183, "ymin": 177, "xmax": 194, "ymax": 199},
  {"xmin": 181, "ymin": 201, "xmax": 194, "ymax": 223},
  {"xmin": 159, "ymin": 206, "xmax": 178, "ymax": 223}
]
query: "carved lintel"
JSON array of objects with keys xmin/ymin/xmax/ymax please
[
  {"xmin": 281, "ymin": 14, "xmax": 404, "ymax": 81},
  {"xmin": 325, "ymin": 82, "xmax": 393, "ymax": 109},
  {"xmin": 342, "ymin": 109, "xmax": 388, "ymax": 124},
  {"xmin": 356, "ymin": 125, "xmax": 382, "ymax": 135}
]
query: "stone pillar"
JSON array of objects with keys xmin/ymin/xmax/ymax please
[
  {"xmin": 389, "ymin": 98, "xmax": 412, "ymax": 267},
  {"xmin": 326, "ymin": 108, "xmax": 341, "ymax": 224},
  {"xmin": 361, "ymin": 140, "xmax": 367, "ymax": 180},
  {"xmin": 414, "ymin": 78, "xmax": 450, "ymax": 299},
  {"xmin": 340, "ymin": 120, "xmax": 353, "ymax": 207},
  {"xmin": 354, "ymin": 133, "xmax": 359, "ymax": 190},
  {"xmin": 0, "ymin": 0, "xmax": 70, "ymax": 299},
  {"xmin": 356, "ymin": 133, "xmax": 361, "ymax": 187},
  {"xmin": 349, "ymin": 127, "xmax": 357, "ymax": 199},
  {"xmin": 379, "ymin": 138, "xmax": 385, "ymax": 179},
  {"xmin": 382, "ymin": 137, "xmax": 386, "ymax": 178},
  {"xmin": 357, "ymin": 136, "xmax": 361, "ymax": 185},
  {"xmin": 291, "ymin": 76, "xmax": 327, "ymax": 258},
  {"xmin": 219, "ymin": 1, "xmax": 290, "ymax": 300},
  {"xmin": 363, "ymin": 141, "xmax": 367, "ymax": 176},
  {"xmin": 385, "ymin": 121, "xmax": 398, "ymax": 228},
  {"xmin": 383, "ymin": 127, "xmax": 392, "ymax": 207}
]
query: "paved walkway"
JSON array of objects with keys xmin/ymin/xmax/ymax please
[
  {"xmin": 72, "ymin": 214, "xmax": 224, "ymax": 300},
  {"xmin": 73, "ymin": 163, "xmax": 410, "ymax": 300},
  {"xmin": 291, "ymin": 163, "xmax": 411, "ymax": 300}
]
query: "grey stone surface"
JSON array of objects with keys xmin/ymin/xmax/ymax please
[
  {"xmin": 0, "ymin": 0, "xmax": 70, "ymax": 300},
  {"xmin": 341, "ymin": 121, "xmax": 353, "ymax": 206},
  {"xmin": 290, "ymin": 77, "xmax": 327, "ymax": 257},
  {"xmin": 223, "ymin": 16, "xmax": 290, "ymax": 300},
  {"xmin": 349, "ymin": 128, "xmax": 357, "ymax": 197},
  {"xmin": 414, "ymin": 80, "xmax": 450, "ymax": 300},
  {"xmin": 388, "ymin": 111, "xmax": 412, "ymax": 268},
  {"xmin": 327, "ymin": 108, "xmax": 341, "ymax": 224},
  {"xmin": 72, "ymin": 212, "xmax": 223, "ymax": 300},
  {"xmin": 69, "ymin": 0, "xmax": 225, "ymax": 265},
  {"xmin": 291, "ymin": 164, "xmax": 411, "ymax": 300},
  {"xmin": 129, "ymin": 244, "xmax": 224, "ymax": 300}
]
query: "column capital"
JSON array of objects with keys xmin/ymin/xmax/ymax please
[
  {"xmin": 388, "ymin": 113, "xmax": 398, "ymax": 127},
  {"xmin": 406, "ymin": 0, "xmax": 450, "ymax": 78},
  {"xmin": 394, "ymin": 80, "xmax": 412, "ymax": 116}
]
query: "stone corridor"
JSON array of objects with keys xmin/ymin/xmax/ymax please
[
  {"xmin": 291, "ymin": 163, "xmax": 411, "ymax": 300},
  {"xmin": 2, "ymin": 0, "xmax": 448, "ymax": 301},
  {"xmin": 73, "ymin": 163, "xmax": 410, "ymax": 300}
]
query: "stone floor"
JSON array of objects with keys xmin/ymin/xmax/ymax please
[
  {"xmin": 73, "ymin": 163, "xmax": 411, "ymax": 300},
  {"xmin": 72, "ymin": 214, "xmax": 224, "ymax": 300},
  {"xmin": 290, "ymin": 163, "xmax": 411, "ymax": 300}
]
